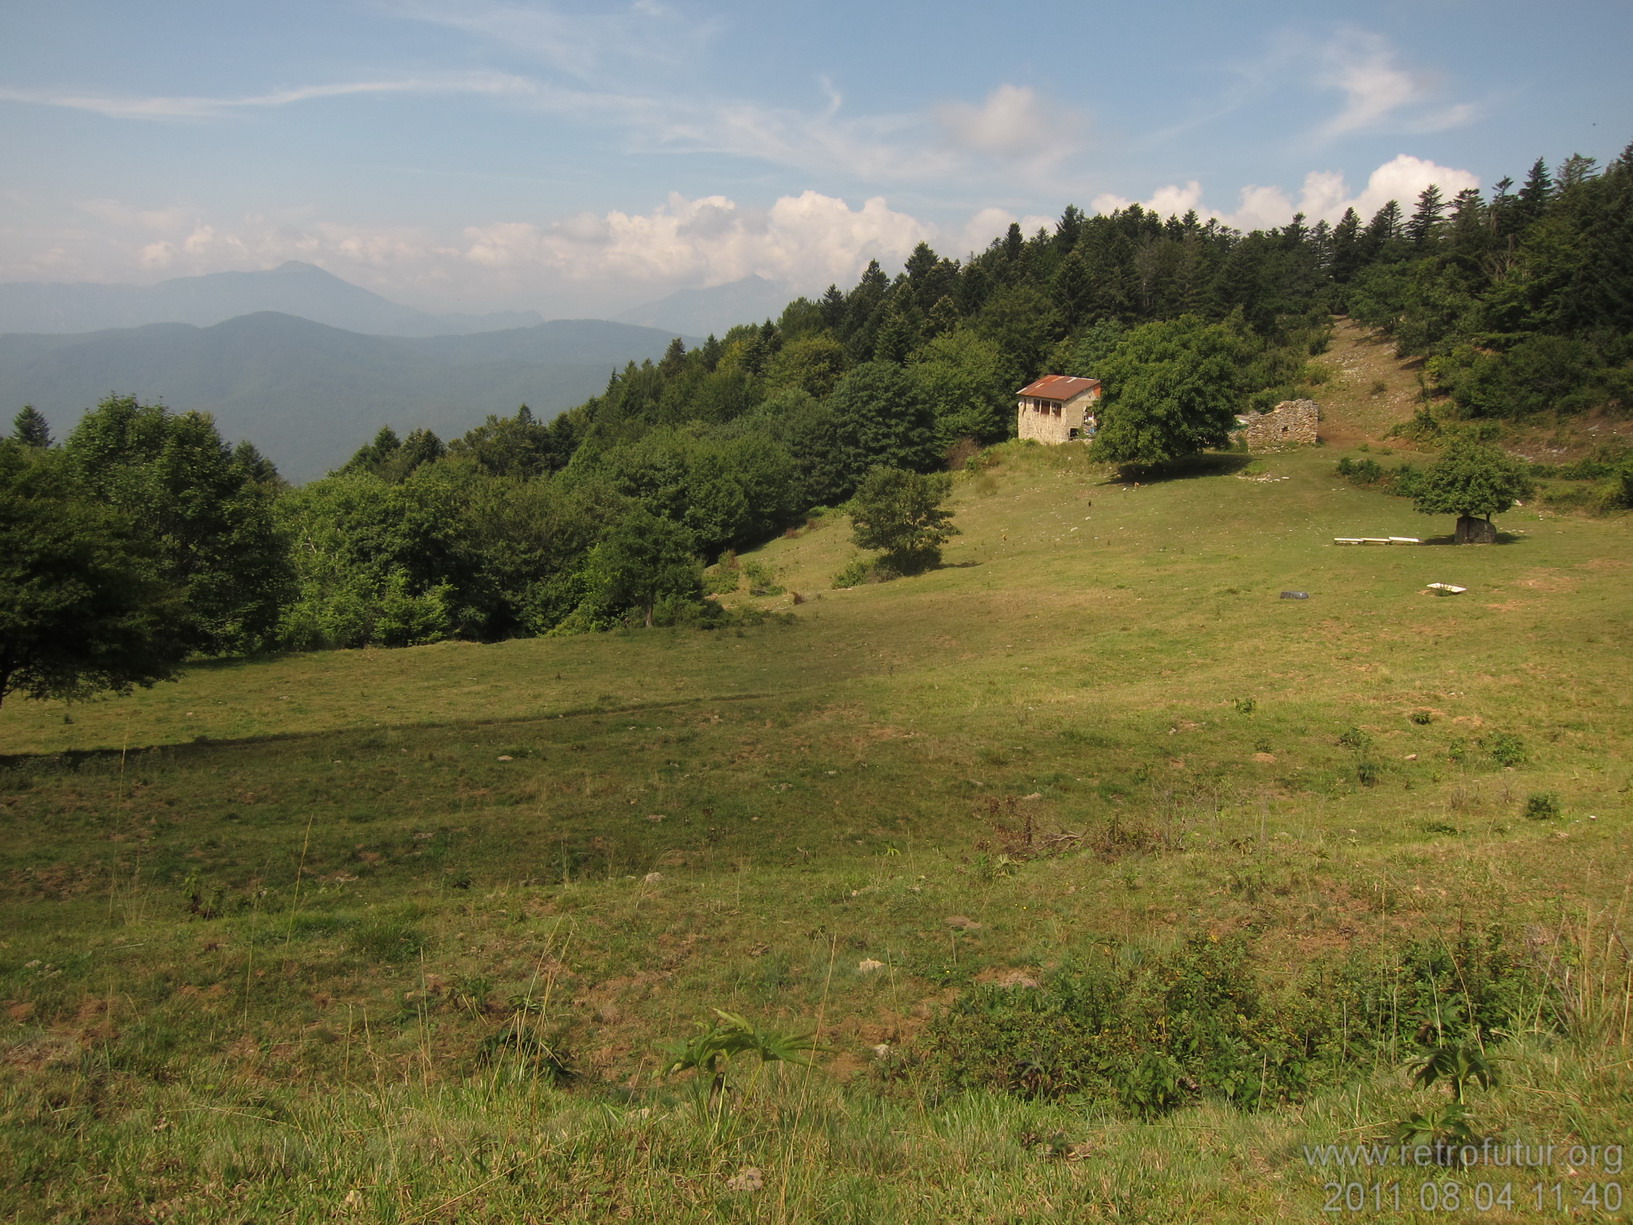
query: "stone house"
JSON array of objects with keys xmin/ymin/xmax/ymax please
[
  {"xmin": 1235, "ymin": 399, "xmax": 1319, "ymax": 450},
  {"xmin": 1016, "ymin": 375, "xmax": 1102, "ymax": 444}
]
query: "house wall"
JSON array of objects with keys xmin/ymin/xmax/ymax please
[
  {"xmin": 1017, "ymin": 389, "xmax": 1100, "ymax": 444},
  {"xmin": 1240, "ymin": 399, "xmax": 1318, "ymax": 450}
]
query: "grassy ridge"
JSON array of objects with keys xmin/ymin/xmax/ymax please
[{"xmin": 3, "ymin": 394, "xmax": 1631, "ymax": 1219}]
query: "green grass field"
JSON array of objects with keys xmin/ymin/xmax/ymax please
[{"xmin": 4, "ymin": 334, "xmax": 1631, "ymax": 1222}]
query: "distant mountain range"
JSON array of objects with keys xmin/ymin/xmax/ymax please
[
  {"xmin": 614, "ymin": 274, "xmax": 800, "ymax": 337},
  {"xmin": 0, "ymin": 261, "xmax": 806, "ymax": 481},
  {"xmin": 0, "ymin": 313, "xmax": 695, "ymax": 482},
  {"xmin": 0, "ymin": 261, "xmax": 546, "ymax": 338}
]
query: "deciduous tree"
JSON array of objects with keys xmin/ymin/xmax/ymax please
[
  {"xmin": 846, "ymin": 466, "xmax": 959, "ymax": 574},
  {"xmin": 1412, "ymin": 437, "xmax": 1534, "ymax": 543},
  {"xmin": 579, "ymin": 507, "xmax": 705, "ymax": 628},
  {"xmin": 1089, "ymin": 316, "xmax": 1248, "ymax": 470},
  {"xmin": 64, "ymin": 396, "xmax": 290, "ymax": 654},
  {"xmin": 0, "ymin": 443, "xmax": 185, "ymax": 709}
]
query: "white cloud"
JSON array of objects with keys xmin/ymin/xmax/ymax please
[
  {"xmin": 1342, "ymin": 154, "xmax": 1480, "ymax": 220},
  {"xmin": 1312, "ymin": 28, "xmax": 1476, "ymax": 141},
  {"xmin": 462, "ymin": 190, "xmax": 931, "ymax": 292},
  {"xmin": 9, "ymin": 188, "xmax": 1105, "ymax": 317},
  {"xmin": 2, "ymin": 153, "xmax": 1486, "ymax": 318},
  {"xmin": 1295, "ymin": 170, "xmax": 1349, "ymax": 221},
  {"xmin": 138, "ymin": 242, "xmax": 176, "ymax": 270},
  {"xmin": 1231, "ymin": 185, "xmax": 1295, "ymax": 232},
  {"xmin": 935, "ymin": 85, "xmax": 1086, "ymax": 167},
  {"xmin": 1090, "ymin": 155, "xmax": 1480, "ymax": 231}
]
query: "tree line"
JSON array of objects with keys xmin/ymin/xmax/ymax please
[
  {"xmin": 4, "ymin": 139, "xmax": 1627, "ymax": 707},
  {"xmin": 1344, "ymin": 146, "xmax": 1633, "ymax": 419}
]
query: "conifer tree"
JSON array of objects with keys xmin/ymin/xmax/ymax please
[
  {"xmin": 10, "ymin": 405, "xmax": 52, "ymax": 448},
  {"xmin": 1515, "ymin": 158, "xmax": 1554, "ymax": 229},
  {"xmin": 1407, "ymin": 185, "xmax": 1447, "ymax": 247}
]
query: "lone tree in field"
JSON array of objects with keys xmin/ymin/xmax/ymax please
[
  {"xmin": 1413, "ymin": 437, "xmax": 1534, "ymax": 543},
  {"xmin": 847, "ymin": 466, "xmax": 958, "ymax": 575}
]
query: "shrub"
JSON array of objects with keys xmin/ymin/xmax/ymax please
[
  {"xmin": 905, "ymin": 929, "xmax": 1550, "ymax": 1119},
  {"xmin": 1523, "ymin": 792, "xmax": 1561, "ymax": 821},
  {"xmin": 832, "ymin": 558, "xmax": 872, "ymax": 589},
  {"xmin": 1488, "ymin": 732, "xmax": 1526, "ymax": 768},
  {"xmin": 1615, "ymin": 460, "xmax": 1633, "ymax": 510},
  {"xmin": 1337, "ymin": 457, "xmax": 1384, "ymax": 485},
  {"xmin": 743, "ymin": 560, "xmax": 784, "ymax": 597},
  {"xmin": 944, "ymin": 437, "xmax": 983, "ymax": 470},
  {"xmin": 703, "ymin": 565, "xmax": 740, "ymax": 596},
  {"xmin": 1337, "ymin": 727, "xmax": 1373, "ymax": 752}
]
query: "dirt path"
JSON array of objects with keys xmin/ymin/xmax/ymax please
[{"xmin": 1316, "ymin": 318, "xmax": 1428, "ymax": 450}]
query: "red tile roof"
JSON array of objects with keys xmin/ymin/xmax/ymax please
[{"xmin": 1017, "ymin": 375, "xmax": 1100, "ymax": 401}]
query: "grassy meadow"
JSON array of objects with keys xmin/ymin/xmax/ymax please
[{"xmin": 3, "ymin": 330, "xmax": 1632, "ymax": 1222}]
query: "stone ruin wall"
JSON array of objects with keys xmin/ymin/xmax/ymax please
[{"xmin": 1241, "ymin": 399, "xmax": 1318, "ymax": 450}]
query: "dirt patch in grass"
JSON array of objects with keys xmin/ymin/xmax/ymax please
[
  {"xmin": 1515, "ymin": 568, "xmax": 1579, "ymax": 592},
  {"xmin": 1314, "ymin": 319, "xmax": 1432, "ymax": 448}
]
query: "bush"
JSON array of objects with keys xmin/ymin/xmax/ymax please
[
  {"xmin": 708, "ymin": 568, "xmax": 747, "ymax": 597},
  {"xmin": 1337, "ymin": 727, "xmax": 1373, "ymax": 752},
  {"xmin": 903, "ymin": 929, "xmax": 1550, "ymax": 1119},
  {"xmin": 832, "ymin": 558, "xmax": 872, "ymax": 589},
  {"xmin": 1488, "ymin": 732, "xmax": 1526, "ymax": 768},
  {"xmin": 743, "ymin": 560, "xmax": 784, "ymax": 597},
  {"xmin": 1615, "ymin": 460, "xmax": 1633, "ymax": 510},
  {"xmin": 1337, "ymin": 457, "xmax": 1384, "ymax": 485},
  {"xmin": 1523, "ymin": 792, "xmax": 1561, "ymax": 821}
]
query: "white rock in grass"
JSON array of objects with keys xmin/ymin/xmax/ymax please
[{"xmin": 858, "ymin": 958, "xmax": 885, "ymax": 973}]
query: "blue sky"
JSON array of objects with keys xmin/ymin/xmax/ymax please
[{"xmin": 2, "ymin": 0, "xmax": 1629, "ymax": 318}]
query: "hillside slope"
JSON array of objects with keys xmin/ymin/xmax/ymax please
[{"xmin": 1, "ymin": 401, "xmax": 1629, "ymax": 1220}]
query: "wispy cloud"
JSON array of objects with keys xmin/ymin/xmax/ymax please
[
  {"xmin": 1312, "ymin": 27, "xmax": 1477, "ymax": 141},
  {"xmin": 0, "ymin": 65, "xmax": 1003, "ymax": 190},
  {"xmin": 376, "ymin": 0, "xmax": 722, "ymax": 80},
  {"xmin": 0, "ymin": 71, "xmax": 541, "ymax": 120}
]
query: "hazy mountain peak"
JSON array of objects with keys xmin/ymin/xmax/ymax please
[
  {"xmin": 614, "ymin": 274, "xmax": 798, "ymax": 338},
  {"xmin": 0, "ymin": 262, "xmax": 543, "ymax": 338}
]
